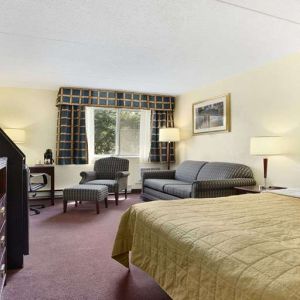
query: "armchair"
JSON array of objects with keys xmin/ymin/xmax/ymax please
[{"xmin": 80, "ymin": 157, "xmax": 129, "ymax": 205}]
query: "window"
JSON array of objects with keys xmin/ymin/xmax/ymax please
[
  {"xmin": 91, "ymin": 108, "xmax": 141, "ymax": 156},
  {"xmin": 86, "ymin": 107, "xmax": 151, "ymax": 161}
]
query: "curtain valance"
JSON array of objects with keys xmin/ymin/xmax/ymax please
[{"xmin": 56, "ymin": 87, "xmax": 175, "ymax": 111}]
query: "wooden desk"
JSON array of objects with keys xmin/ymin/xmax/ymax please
[{"xmin": 29, "ymin": 165, "xmax": 55, "ymax": 205}]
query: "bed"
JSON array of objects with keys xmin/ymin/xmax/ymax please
[{"xmin": 112, "ymin": 191, "xmax": 300, "ymax": 300}]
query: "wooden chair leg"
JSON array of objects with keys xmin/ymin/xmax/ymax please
[
  {"xmin": 63, "ymin": 201, "xmax": 67, "ymax": 213},
  {"xmin": 96, "ymin": 201, "xmax": 100, "ymax": 214},
  {"xmin": 115, "ymin": 192, "xmax": 119, "ymax": 206},
  {"xmin": 125, "ymin": 189, "xmax": 128, "ymax": 199},
  {"xmin": 104, "ymin": 197, "xmax": 108, "ymax": 208}
]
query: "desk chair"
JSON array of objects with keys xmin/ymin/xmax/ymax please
[{"xmin": 28, "ymin": 172, "xmax": 48, "ymax": 215}]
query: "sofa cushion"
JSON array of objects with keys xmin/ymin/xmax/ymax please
[
  {"xmin": 144, "ymin": 179, "xmax": 189, "ymax": 192},
  {"xmin": 197, "ymin": 162, "xmax": 253, "ymax": 180},
  {"xmin": 143, "ymin": 187, "xmax": 180, "ymax": 200},
  {"xmin": 175, "ymin": 160, "xmax": 207, "ymax": 182},
  {"xmin": 163, "ymin": 185, "xmax": 192, "ymax": 198}
]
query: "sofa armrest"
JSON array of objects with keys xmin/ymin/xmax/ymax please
[
  {"xmin": 116, "ymin": 171, "xmax": 130, "ymax": 179},
  {"xmin": 193, "ymin": 178, "xmax": 256, "ymax": 190},
  {"xmin": 142, "ymin": 170, "xmax": 176, "ymax": 180},
  {"xmin": 191, "ymin": 178, "xmax": 256, "ymax": 198},
  {"xmin": 80, "ymin": 171, "xmax": 97, "ymax": 184}
]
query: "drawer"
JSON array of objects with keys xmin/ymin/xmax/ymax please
[
  {"xmin": 0, "ymin": 248, "xmax": 6, "ymax": 295},
  {"xmin": 0, "ymin": 223, "xmax": 5, "ymax": 256},
  {"xmin": 0, "ymin": 198, "xmax": 5, "ymax": 228}
]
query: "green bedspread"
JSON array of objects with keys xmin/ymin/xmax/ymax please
[{"xmin": 112, "ymin": 193, "xmax": 300, "ymax": 300}]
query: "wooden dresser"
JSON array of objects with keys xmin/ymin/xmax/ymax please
[{"xmin": 0, "ymin": 158, "xmax": 7, "ymax": 297}]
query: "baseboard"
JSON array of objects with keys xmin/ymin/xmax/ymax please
[{"xmin": 130, "ymin": 188, "xmax": 141, "ymax": 194}]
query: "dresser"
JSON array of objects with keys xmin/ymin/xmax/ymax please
[{"xmin": 0, "ymin": 158, "xmax": 7, "ymax": 297}]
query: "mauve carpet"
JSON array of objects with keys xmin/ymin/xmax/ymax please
[{"xmin": 3, "ymin": 194, "xmax": 171, "ymax": 300}]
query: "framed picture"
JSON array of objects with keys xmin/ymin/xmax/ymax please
[{"xmin": 193, "ymin": 94, "xmax": 230, "ymax": 135}]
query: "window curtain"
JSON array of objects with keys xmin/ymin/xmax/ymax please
[
  {"xmin": 85, "ymin": 107, "xmax": 95, "ymax": 164},
  {"xmin": 139, "ymin": 110, "xmax": 151, "ymax": 163},
  {"xmin": 56, "ymin": 87, "xmax": 175, "ymax": 165},
  {"xmin": 150, "ymin": 110, "xmax": 175, "ymax": 163},
  {"xmin": 56, "ymin": 105, "xmax": 88, "ymax": 165}
]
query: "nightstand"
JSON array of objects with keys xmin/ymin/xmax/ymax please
[{"xmin": 234, "ymin": 185, "xmax": 286, "ymax": 195}]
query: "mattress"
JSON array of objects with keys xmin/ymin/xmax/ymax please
[{"xmin": 112, "ymin": 192, "xmax": 300, "ymax": 300}]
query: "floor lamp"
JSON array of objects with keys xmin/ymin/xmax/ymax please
[
  {"xmin": 159, "ymin": 128, "xmax": 180, "ymax": 170},
  {"xmin": 250, "ymin": 136, "xmax": 283, "ymax": 189}
]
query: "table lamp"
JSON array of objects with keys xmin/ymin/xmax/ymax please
[
  {"xmin": 3, "ymin": 128, "xmax": 26, "ymax": 144},
  {"xmin": 159, "ymin": 128, "xmax": 180, "ymax": 170},
  {"xmin": 250, "ymin": 136, "xmax": 283, "ymax": 189}
]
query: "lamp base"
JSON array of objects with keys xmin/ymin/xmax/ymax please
[{"xmin": 263, "ymin": 157, "xmax": 268, "ymax": 189}]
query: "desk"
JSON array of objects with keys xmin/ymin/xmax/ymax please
[{"xmin": 29, "ymin": 165, "xmax": 55, "ymax": 205}]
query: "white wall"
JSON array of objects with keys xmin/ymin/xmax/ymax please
[
  {"xmin": 0, "ymin": 87, "xmax": 157, "ymax": 190},
  {"xmin": 175, "ymin": 53, "xmax": 300, "ymax": 187}
]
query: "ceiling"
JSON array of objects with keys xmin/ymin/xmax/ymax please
[{"xmin": 0, "ymin": 0, "xmax": 300, "ymax": 95}]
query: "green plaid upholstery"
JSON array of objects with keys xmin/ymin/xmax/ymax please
[
  {"xmin": 63, "ymin": 184, "xmax": 108, "ymax": 202},
  {"xmin": 141, "ymin": 161, "xmax": 256, "ymax": 201},
  {"xmin": 175, "ymin": 160, "xmax": 207, "ymax": 182},
  {"xmin": 150, "ymin": 110, "xmax": 175, "ymax": 163},
  {"xmin": 80, "ymin": 157, "xmax": 129, "ymax": 193},
  {"xmin": 143, "ymin": 187, "xmax": 180, "ymax": 201},
  {"xmin": 163, "ymin": 184, "xmax": 192, "ymax": 198},
  {"xmin": 196, "ymin": 162, "xmax": 254, "ymax": 180},
  {"xmin": 144, "ymin": 179, "xmax": 189, "ymax": 192}
]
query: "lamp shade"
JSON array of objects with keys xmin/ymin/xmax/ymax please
[
  {"xmin": 4, "ymin": 128, "xmax": 26, "ymax": 144},
  {"xmin": 159, "ymin": 128, "xmax": 180, "ymax": 142},
  {"xmin": 250, "ymin": 136, "xmax": 283, "ymax": 156}
]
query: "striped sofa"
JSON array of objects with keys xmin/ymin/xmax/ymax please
[{"xmin": 141, "ymin": 161, "xmax": 256, "ymax": 201}]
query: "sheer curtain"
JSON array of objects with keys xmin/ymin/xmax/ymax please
[
  {"xmin": 85, "ymin": 107, "xmax": 95, "ymax": 164},
  {"xmin": 139, "ymin": 110, "xmax": 151, "ymax": 163}
]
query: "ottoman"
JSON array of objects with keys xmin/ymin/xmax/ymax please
[{"xmin": 63, "ymin": 184, "xmax": 108, "ymax": 214}]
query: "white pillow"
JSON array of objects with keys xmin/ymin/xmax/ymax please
[{"xmin": 268, "ymin": 188, "xmax": 300, "ymax": 198}]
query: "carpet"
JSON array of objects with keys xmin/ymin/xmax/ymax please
[{"xmin": 3, "ymin": 194, "xmax": 171, "ymax": 300}]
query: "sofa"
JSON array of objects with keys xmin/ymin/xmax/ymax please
[{"xmin": 141, "ymin": 161, "xmax": 256, "ymax": 201}]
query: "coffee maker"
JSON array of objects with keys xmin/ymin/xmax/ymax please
[{"xmin": 44, "ymin": 149, "xmax": 54, "ymax": 165}]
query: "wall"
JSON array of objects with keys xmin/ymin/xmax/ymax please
[
  {"xmin": 0, "ymin": 87, "xmax": 155, "ymax": 190},
  {"xmin": 175, "ymin": 53, "xmax": 300, "ymax": 187}
]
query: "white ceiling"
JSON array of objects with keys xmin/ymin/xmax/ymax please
[{"xmin": 0, "ymin": 0, "xmax": 300, "ymax": 95}]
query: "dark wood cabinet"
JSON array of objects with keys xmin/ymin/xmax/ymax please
[
  {"xmin": 0, "ymin": 128, "xmax": 29, "ymax": 270},
  {"xmin": 0, "ymin": 158, "xmax": 7, "ymax": 297}
]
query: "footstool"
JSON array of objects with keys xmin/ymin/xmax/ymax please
[{"xmin": 63, "ymin": 184, "xmax": 108, "ymax": 214}]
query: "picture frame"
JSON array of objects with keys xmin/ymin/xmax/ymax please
[{"xmin": 192, "ymin": 93, "xmax": 231, "ymax": 135}]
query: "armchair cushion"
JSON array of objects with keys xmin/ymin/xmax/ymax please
[
  {"xmin": 144, "ymin": 179, "xmax": 189, "ymax": 192},
  {"xmin": 85, "ymin": 179, "xmax": 118, "ymax": 192}
]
